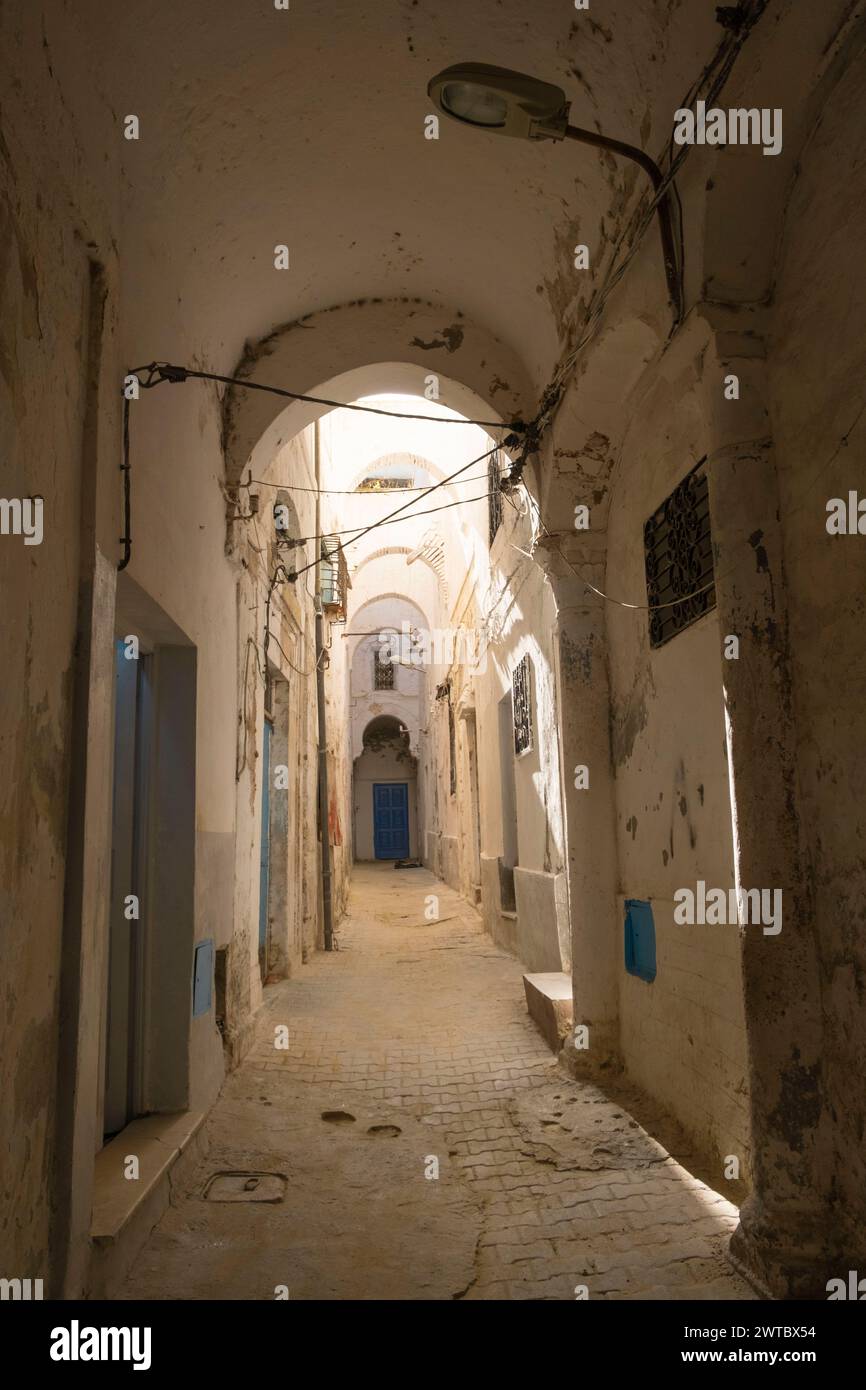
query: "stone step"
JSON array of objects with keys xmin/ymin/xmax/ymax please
[
  {"xmin": 523, "ymin": 971, "xmax": 573, "ymax": 1053},
  {"xmin": 90, "ymin": 1110, "xmax": 206, "ymax": 1297}
]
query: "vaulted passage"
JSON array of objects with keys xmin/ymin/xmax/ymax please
[{"xmin": 3, "ymin": 0, "xmax": 866, "ymax": 1321}]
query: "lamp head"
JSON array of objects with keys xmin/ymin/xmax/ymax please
[{"xmin": 428, "ymin": 63, "xmax": 570, "ymax": 141}]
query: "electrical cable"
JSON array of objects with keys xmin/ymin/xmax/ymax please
[
  {"xmin": 129, "ymin": 361, "xmax": 524, "ymax": 433},
  {"xmin": 261, "ymin": 548, "xmax": 325, "ymax": 677},
  {"xmin": 118, "ymin": 395, "xmax": 131, "ymax": 571},
  {"xmin": 119, "ymin": 11, "xmax": 762, "ymax": 582},
  {"xmin": 240, "ymin": 471, "xmax": 497, "ymax": 495},
  {"xmin": 286, "ymin": 488, "xmax": 495, "ymax": 548},
  {"xmin": 284, "ymin": 443, "xmax": 505, "ymax": 582},
  {"xmin": 540, "ymin": 399, "xmax": 866, "ymax": 612},
  {"xmin": 262, "ymin": 563, "xmax": 291, "ymax": 680},
  {"xmin": 236, "ymin": 634, "xmax": 258, "ymax": 781},
  {"xmin": 266, "ymin": 626, "xmax": 319, "ymax": 677},
  {"xmin": 533, "ymin": 6, "xmax": 764, "ymax": 439},
  {"xmin": 120, "ymin": 368, "xmax": 521, "ymax": 570},
  {"xmin": 250, "ymin": 506, "xmax": 269, "ymax": 560}
]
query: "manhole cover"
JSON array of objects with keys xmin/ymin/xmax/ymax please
[{"xmin": 203, "ymin": 1171, "xmax": 286, "ymax": 1202}]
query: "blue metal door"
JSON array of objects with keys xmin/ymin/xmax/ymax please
[
  {"xmin": 259, "ymin": 719, "xmax": 272, "ymax": 966},
  {"xmin": 373, "ymin": 782, "xmax": 410, "ymax": 860}
]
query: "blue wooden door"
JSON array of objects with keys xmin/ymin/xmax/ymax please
[
  {"xmin": 259, "ymin": 718, "xmax": 272, "ymax": 964},
  {"xmin": 373, "ymin": 782, "xmax": 410, "ymax": 859}
]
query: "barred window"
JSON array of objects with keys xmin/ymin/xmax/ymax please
[
  {"xmin": 644, "ymin": 466, "xmax": 716, "ymax": 649},
  {"xmin": 488, "ymin": 452, "xmax": 503, "ymax": 545},
  {"xmin": 373, "ymin": 648, "xmax": 395, "ymax": 690},
  {"xmin": 512, "ymin": 655, "xmax": 532, "ymax": 755}
]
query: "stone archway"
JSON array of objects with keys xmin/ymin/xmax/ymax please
[
  {"xmin": 353, "ymin": 714, "xmax": 419, "ymax": 862},
  {"xmin": 223, "ymin": 299, "xmax": 535, "ymax": 493}
]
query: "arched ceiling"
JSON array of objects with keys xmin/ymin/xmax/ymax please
[
  {"xmin": 226, "ymin": 322, "xmax": 528, "ymax": 485},
  {"xmin": 350, "ymin": 544, "xmax": 445, "ymax": 603},
  {"xmin": 362, "ymin": 714, "xmax": 411, "ymax": 743},
  {"xmin": 108, "ymin": 0, "xmax": 726, "ymax": 391},
  {"xmin": 348, "ymin": 591, "xmax": 430, "ymax": 633}
]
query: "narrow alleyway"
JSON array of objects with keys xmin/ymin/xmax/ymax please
[{"xmin": 120, "ymin": 865, "xmax": 751, "ymax": 1301}]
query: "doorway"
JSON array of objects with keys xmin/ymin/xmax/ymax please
[
  {"xmin": 497, "ymin": 691, "xmax": 518, "ymax": 911},
  {"xmin": 464, "ymin": 711, "xmax": 482, "ymax": 895},
  {"xmin": 101, "ymin": 574, "xmax": 198, "ymax": 1138},
  {"xmin": 373, "ymin": 782, "xmax": 410, "ymax": 859},
  {"xmin": 104, "ymin": 639, "xmax": 151, "ymax": 1138},
  {"xmin": 259, "ymin": 716, "xmax": 273, "ymax": 980}
]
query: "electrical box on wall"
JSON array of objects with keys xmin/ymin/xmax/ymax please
[
  {"xmin": 192, "ymin": 938, "xmax": 214, "ymax": 1016},
  {"xmin": 624, "ymin": 899, "xmax": 656, "ymax": 983}
]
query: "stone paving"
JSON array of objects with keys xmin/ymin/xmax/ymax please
[{"xmin": 121, "ymin": 864, "xmax": 755, "ymax": 1301}]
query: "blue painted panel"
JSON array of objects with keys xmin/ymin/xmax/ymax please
[
  {"xmin": 192, "ymin": 938, "xmax": 214, "ymax": 1016},
  {"xmin": 373, "ymin": 782, "xmax": 409, "ymax": 860},
  {"xmin": 624, "ymin": 899, "xmax": 657, "ymax": 983},
  {"xmin": 259, "ymin": 719, "xmax": 272, "ymax": 950}
]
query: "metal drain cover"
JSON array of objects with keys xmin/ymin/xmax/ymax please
[{"xmin": 203, "ymin": 1170, "xmax": 286, "ymax": 1203}]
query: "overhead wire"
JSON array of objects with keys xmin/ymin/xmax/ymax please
[
  {"xmin": 119, "ymin": 8, "xmax": 768, "ymax": 591},
  {"xmin": 283, "ymin": 442, "xmax": 506, "ymax": 582},
  {"xmin": 239, "ymin": 471, "xmax": 496, "ymax": 495},
  {"xmin": 235, "ymin": 635, "xmax": 258, "ymax": 781},
  {"xmin": 119, "ymin": 396, "xmax": 131, "ymax": 570},
  {"xmin": 120, "ymin": 366, "xmax": 521, "ymax": 573},
  {"xmin": 129, "ymin": 361, "xmax": 523, "ymax": 432},
  {"xmin": 539, "ymin": 399, "xmax": 866, "ymax": 612},
  {"xmin": 266, "ymin": 625, "xmax": 320, "ymax": 677},
  {"xmin": 120, "ymin": 10, "xmax": 761, "ymax": 599},
  {"xmin": 275, "ymin": 488, "xmax": 495, "ymax": 550}
]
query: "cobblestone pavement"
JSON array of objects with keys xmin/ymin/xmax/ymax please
[{"xmin": 121, "ymin": 865, "xmax": 755, "ymax": 1301}]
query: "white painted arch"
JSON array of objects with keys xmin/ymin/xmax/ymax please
[{"xmin": 223, "ymin": 300, "xmax": 534, "ymax": 488}]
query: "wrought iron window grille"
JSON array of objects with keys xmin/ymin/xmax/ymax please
[
  {"xmin": 644, "ymin": 463, "xmax": 715, "ymax": 649},
  {"xmin": 488, "ymin": 451, "xmax": 503, "ymax": 545},
  {"xmin": 373, "ymin": 648, "xmax": 395, "ymax": 690},
  {"xmin": 512, "ymin": 654, "xmax": 532, "ymax": 755}
]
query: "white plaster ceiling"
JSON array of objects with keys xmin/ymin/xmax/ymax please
[{"xmin": 105, "ymin": 0, "xmax": 725, "ymax": 389}]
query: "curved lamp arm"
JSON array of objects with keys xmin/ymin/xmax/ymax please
[{"xmin": 549, "ymin": 121, "xmax": 683, "ymax": 322}]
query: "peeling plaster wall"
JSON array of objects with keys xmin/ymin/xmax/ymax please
[
  {"xmin": 605, "ymin": 371, "xmax": 752, "ymax": 1185},
  {"xmin": 473, "ymin": 489, "xmax": 569, "ymax": 970},
  {"xmin": 766, "ymin": 41, "xmax": 866, "ymax": 1250},
  {"xmin": 231, "ymin": 424, "xmax": 324, "ymax": 1042},
  {"xmin": 109, "ymin": 2, "xmax": 726, "ymax": 409},
  {"xmin": 6, "ymin": 0, "xmax": 864, "ymax": 1302},
  {"xmin": 0, "ymin": 1, "xmax": 122, "ymax": 1288}
]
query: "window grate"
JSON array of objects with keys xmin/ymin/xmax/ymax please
[
  {"xmin": 488, "ymin": 452, "xmax": 503, "ymax": 545},
  {"xmin": 373, "ymin": 648, "xmax": 395, "ymax": 690},
  {"xmin": 644, "ymin": 467, "xmax": 715, "ymax": 649},
  {"xmin": 512, "ymin": 655, "xmax": 532, "ymax": 755},
  {"xmin": 320, "ymin": 536, "xmax": 348, "ymax": 614}
]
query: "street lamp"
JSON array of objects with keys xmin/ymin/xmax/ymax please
[{"xmin": 428, "ymin": 63, "xmax": 682, "ymax": 320}]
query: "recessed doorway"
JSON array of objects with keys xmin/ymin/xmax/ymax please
[{"xmin": 373, "ymin": 782, "xmax": 410, "ymax": 860}]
